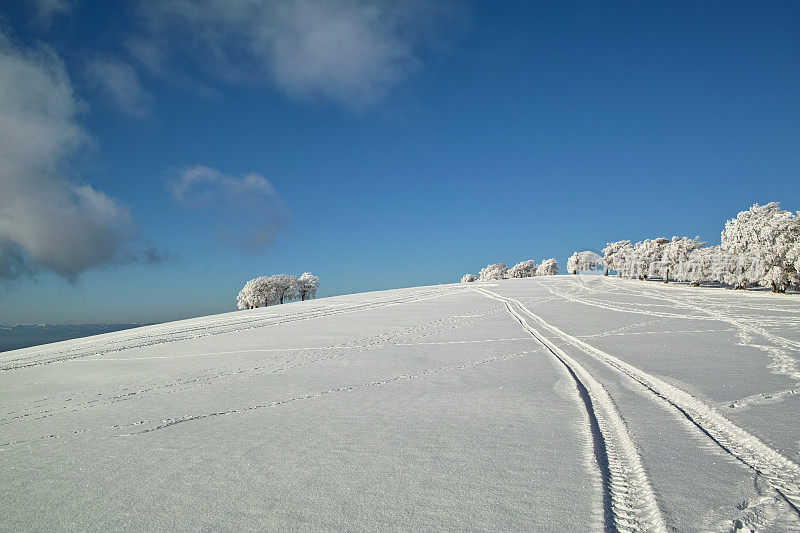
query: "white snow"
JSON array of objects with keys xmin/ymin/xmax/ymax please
[{"xmin": 2, "ymin": 277, "xmax": 800, "ymax": 531}]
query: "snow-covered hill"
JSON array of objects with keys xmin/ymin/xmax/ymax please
[{"xmin": 2, "ymin": 277, "xmax": 799, "ymax": 531}]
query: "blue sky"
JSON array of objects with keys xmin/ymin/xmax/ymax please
[{"xmin": 0, "ymin": 1, "xmax": 798, "ymax": 324}]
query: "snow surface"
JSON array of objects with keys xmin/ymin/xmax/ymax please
[{"xmin": 2, "ymin": 277, "xmax": 800, "ymax": 531}]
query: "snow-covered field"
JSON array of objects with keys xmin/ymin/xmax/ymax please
[{"xmin": 2, "ymin": 277, "xmax": 799, "ymax": 531}]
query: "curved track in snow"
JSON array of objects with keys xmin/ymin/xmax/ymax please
[
  {"xmin": 480, "ymin": 286, "xmax": 800, "ymax": 518},
  {"xmin": 476, "ymin": 288, "xmax": 667, "ymax": 532}
]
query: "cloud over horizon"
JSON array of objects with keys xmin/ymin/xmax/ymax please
[
  {"xmin": 0, "ymin": 35, "xmax": 160, "ymax": 282},
  {"xmin": 129, "ymin": 0, "xmax": 468, "ymax": 109},
  {"xmin": 170, "ymin": 165, "xmax": 287, "ymax": 249}
]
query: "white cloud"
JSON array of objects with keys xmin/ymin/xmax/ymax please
[
  {"xmin": 170, "ymin": 166, "xmax": 286, "ymax": 248},
  {"xmin": 171, "ymin": 166, "xmax": 275, "ymax": 206},
  {"xmin": 29, "ymin": 0, "xmax": 73, "ymax": 26},
  {"xmin": 84, "ymin": 57, "xmax": 153, "ymax": 118},
  {"xmin": 130, "ymin": 0, "xmax": 468, "ymax": 109},
  {"xmin": 0, "ymin": 35, "xmax": 154, "ymax": 281}
]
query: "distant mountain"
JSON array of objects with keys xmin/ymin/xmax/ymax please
[{"xmin": 0, "ymin": 323, "xmax": 148, "ymax": 353}]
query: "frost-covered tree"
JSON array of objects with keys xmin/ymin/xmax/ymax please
[
  {"xmin": 628, "ymin": 242, "xmax": 646, "ymax": 279},
  {"xmin": 461, "ymin": 273, "xmax": 476, "ymax": 283},
  {"xmin": 684, "ymin": 246, "xmax": 727, "ymax": 286},
  {"xmin": 270, "ymin": 274, "xmax": 298, "ymax": 304},
  {"xmin": 658, "ymin": 236, "xmax": 706, "ymax": 283},
  {"xmin": 720, "ymin": 253, "xmax": 760, "ymax": 290},
  {"xmin": 236, "ymin": 276, "xmax": 276, "ymax": 309},
  {"xmin": 237, "ymin": 278, "xmax": 259, "ymax": 309},
  {"xmin": 536, "ymin": 258, "xmax": 559, "ymax": 276},
  {"xmin": 297, "ymin": 272, "xmax": 319, "ymax": 301},
  {"xmin": 566, "ymin": 253, "xmax": 579, "ymax": 275},
  {"xmin": 645, "ymin": 238, "xmax": 670, "ymax": 280},
  {"xmin": 721, "ymin": 202, "xmax": 800, "ymax": 291},
  {"xmin": 508, "ymin": 260, "xmax": 537, "ymax": 278},
  {"xmin": 602, "ymin": 240, "xmax": 632, "ymax": 277},
  {"xmin": 567, "ymin": 251, "xmax": 602, "ymax": 275},
  {"xmin": 261, "ymin": 276, "xmax": 282, "ymax": 306},
  {"xmin": 594, "ymin": 202, "xmax": 800, "ymax": 291},
  {"xmin": 751, "ymin": 206, "xmax": 799, "ymax": 292},
  {"xmin": 787, "ymin": 241, "xmax": 800, "ymax": 290},
  {"xmin": 631, "ymin": 238, "xmax": 669, "ymax": 280},
  {"xmin": 478, "ymin": 263, "xmax": 508, "ymax": 281},
  {"xmin": 237, "ymin": 274, "xmax": 300, "ymax": 309}
]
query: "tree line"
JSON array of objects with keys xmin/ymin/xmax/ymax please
[
  {"xmin": 237, "ymin": 272, "xmax": 319, "ymax": 309},
  {"xmin": 575, "ymin": 202, "xmax": 799, "ymax": 292},
  {"xmin": 461, "ymin": 258, "xmax": 559, "ymax": 282}
]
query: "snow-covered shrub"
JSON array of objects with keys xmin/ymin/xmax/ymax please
[
  {"xmin": 478, "ymin": 263, "xmax": 508, "ymax": 281},
  {"xmin": 508, "ymin": 260, "xmax": 537, "ymax": 278},
  {"xmin": 297, "ymin": 272, "xmax": 319, "ymax": 301},
  {"xmin": 461, "ymin": 273, "xmax": 476, "ymax": 283},
  {"xmin": 536, "ymin": 258, "xmax": 558, "ymax": 276}
]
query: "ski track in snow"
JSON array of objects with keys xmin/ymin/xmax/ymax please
[
  {"xmin": 594, "ymin": 280, "xmax": 798, "ymax": 363},
  {"xmin": 727, "ymin": 388, "xmax": 800, "ymax": 410},
  {"xmin": 543, "ymin": 277, "xmax": 800, "ymax": 411},
  {"xmin": 536, "ymin": 281, "xmax": 714, "ymax": 321},
  {"xmin": 483, "ymin": 285, "xmax": 800, "ymax": 519},
  {"xmin": 475, "ymin": 288, "xmax": 668, "ymax": 533},
  {"xmin": 592, "ymin": 278, "xmax": 800, "ymax": 415},
  {"xmin": 606, "ymin": 279, "xmax": 800, "ymax": 374},
  {"xmin": 580, "ymin": 328, "xmax": 737, "ymax": 339}
]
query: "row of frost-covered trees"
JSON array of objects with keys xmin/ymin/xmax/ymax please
[
  {"xmin": 461, "ymin": 258, "xmax": 559, "ymax": 283},
  {"xmin": 575, "ymin": 202, "xmax": 800, "ymax": 292},
  {"xmin": 235, "ymin": 204, "xmax": 797, "ymax": 307},
  {"xmin": 237, "ymin": 272, "xmax": 319, "ymax": 309}
]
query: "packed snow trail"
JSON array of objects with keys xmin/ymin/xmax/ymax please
[
  {"xmin": 476, "ymin": 288, "xmax": 667, "ymax": 532},
  {"xmin": 482, "ymin": 283, "xmax": 800, "ymax": 518}
]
